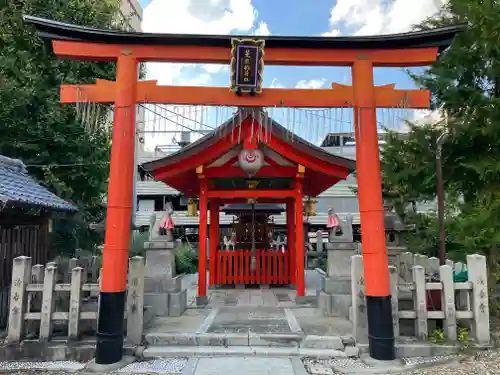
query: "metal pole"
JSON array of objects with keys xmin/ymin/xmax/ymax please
[{"xmin": 436, "ymin": 131, "xmax": 449, "ymax": 265}]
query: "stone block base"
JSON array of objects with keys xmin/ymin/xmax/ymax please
[
  {"xmin": 323, "ymin": 277, "xmax": 351, "ymax": 294},
  {"xmin": 169, "ymin": 289, "xmax": 187, "ymax": 317},
  {"xmin": 317, "ymin": 292, "xmax": 352, "ymax": 319},
  {"xmin": 144, "ymin": 293, "xmax": 170, "ymax": 316},
  {"xmin": 197, "ymin": 295, "xmax": 209, "ymax": 306},
  {"xmin": 295, "ymin": 295, "xmax": 313, "ymax": 305},
  {"xmin": 144, "ymin": 289, "xmax": 188, "ymax": 317}
]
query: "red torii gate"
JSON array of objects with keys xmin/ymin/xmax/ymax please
[{"xmin": 24, "ymin": 16, "xmax": 464, "ymax": 365}]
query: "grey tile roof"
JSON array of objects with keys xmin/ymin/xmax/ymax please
[{"xmin": 0, "ymin": 155, "xmax": 77, "ymax": 212}]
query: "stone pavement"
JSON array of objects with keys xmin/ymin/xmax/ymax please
[
  {"xmin": 144, "ymin": 305, "xmax": 353, "ymax": 338},
  {"xmin": 187, "ymin": 357, "xmax": 305, "ymax": 375},
  {"xmin": 185, "ymin": 287, "xmax": 316, "ymax": 308}
]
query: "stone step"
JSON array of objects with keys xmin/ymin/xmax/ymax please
[
  {"xmin": 142, "ymin": 345, "xmax": 354, "ymax": 358},
  {"xmin": 145, "ymin": 332, "xmax": 359, "ymax": 354}
]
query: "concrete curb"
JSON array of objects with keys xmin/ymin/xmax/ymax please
[
  {"xmin": 84, "ymin": 355, "xmax": 136, "ymax": 373},
  {"xmin": 181, "ymin": 358, "xmax": 200, "ymax": 375},
  {"xmin": 290, "ymin": 357, "xmax": 309, "ymax": 375},
  {"xmin": 195, "ymin": 308, "xmax": 219, "ymax": 334},
  {"xmin": 145, "ymin": 332, "xmax": 304, "ymax": 347},
  {"xmin": 284, "ymin": 308, "xmax": 303, "ymax": 333},
  {"xmin": 143, "ymin": 345, "xmax": 347, "ymax": 358}
]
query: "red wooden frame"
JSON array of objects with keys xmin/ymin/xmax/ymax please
[{"xmin": 213, "ymin": 249, "xmax": 290, "ymax": 286}]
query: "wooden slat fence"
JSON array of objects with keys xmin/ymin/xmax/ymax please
[{"xmin": 213, "ymin": 249, "xmax": 290, "ymax": 286}]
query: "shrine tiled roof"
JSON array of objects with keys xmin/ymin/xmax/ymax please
[
  {"xmin": 24, "ymin": 16, "xmax": 466, "ymax": 54},
  {"xmin": 0, "ymin": 155, "xmax": 77, "ymax": 212}
]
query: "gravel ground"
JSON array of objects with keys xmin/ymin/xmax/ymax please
[
  {"xmin": 403, "ymin": 350, "xmax": 500, "ymax": 375},
  {"xmin": 0, "ymin": 352, "xmax": 499, "ymax": 375}
]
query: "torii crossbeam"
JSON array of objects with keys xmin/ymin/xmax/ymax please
[
  {"xmin": 23, "ymin": 15, "xmax": 465, "ymax": 366},
  {"xmin": 60, "ymin": 79, "xmax": 430, "ymax": 108}
]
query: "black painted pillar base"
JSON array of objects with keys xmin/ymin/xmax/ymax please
[
  {"xmin": 95, "ymin": 291, "xmax": 126, "ymax": 365},
  {"xmin": 366, "ymin": 295, "xmax": 395, "ymax": 361}
]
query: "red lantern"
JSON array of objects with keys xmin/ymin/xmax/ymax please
[{"xmin": 238, "ymin": 148, "xmax": 264, "ymax": 177}]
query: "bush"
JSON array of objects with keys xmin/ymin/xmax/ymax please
[{"xmin": 175, "ymin": 244, "xmax": 198, "ymax": 275}]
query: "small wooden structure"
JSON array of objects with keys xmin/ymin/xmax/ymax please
[
  {"xmin": 0, "ymin": 155, "xmax": 76, "ymax": 328},
  {"xmin": 221, "ymin": 203, "xmax": 283, "ymax": 249},
  {"xmin": 142, "ymin": 110, "xmax": 356, "ymax": 297},
  {"xmin": 218, "ymin": 203, "xmax": 285, "ymax": 286}
]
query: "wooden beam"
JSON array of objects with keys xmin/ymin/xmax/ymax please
[
  {"xmin": 264, "ymin": 156, "xmax": 282, "ymax": 168},
  {"xmin": 205, "ymin": 166, "xmax": 296, "ymax": 178},
  {"xmin": 268, "ymin": 136, "xmax": 351, "ymax": 178},
  {"xmin": 206, "ymin": 189, "xmax": 297, "ymax": 199},
  {"xmin": 52, "ymin": 40, "xmax": 439, "ymax": 67},
  {"xmin": 154, "ymin": 137, "xmax": 233, "ymax": 180},
  {"xmin": 217, "ymin": 198, "xmax": 290, "ymax": 204},
  {"xmin": 60, "ymin": 80, "xmax": 430, "ymax": 108}
]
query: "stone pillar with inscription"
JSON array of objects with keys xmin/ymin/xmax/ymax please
[
  {"xmin": 317, "ymin": 211, "xmax": 356, "ymax": 319},
  {"xmin": 383, "ymin": 202, "xmax": 406, "ymax": 272},
  {"xmin": 144, "ymin": 213, "xmax": 187, "ymax": 317}
]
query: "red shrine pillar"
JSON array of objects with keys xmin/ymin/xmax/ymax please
[
  {"xmin": 197, "ymin": 177, "xmax": 209, "ymax": 305},
  {"xmin": 294, "ymin": 179, "xmax": 305, "ymax": 297},
  {"xmin": 209, "ymin": 201, "xmax": 220, "ymax": 286},
  {"xmin": 352, "ymin": 59, "xmax": 395, "ymax": 360},
  {"xmin": 96, "ymin": 54, "xmax": 137, "ymax": 365},
  {"xmin": 286, "ymin": 201, "xmax": 296, "ymax": 284}
]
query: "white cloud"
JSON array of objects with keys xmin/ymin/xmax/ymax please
[
  {"xmin": 142, "ymin": 0, "xmax": 258, "ymax": 84},
  {"xmin": 295, "ymin": 79, "xmax": 327, "ymax": 89},
  {"xmin": 324, "ymin": 0, "xmax": 446, "ymax": 36},
  {"xmin": 254, "ymin": 21, "xmax": 271, "ymax": 36},
  {"xmin": 321, "ymin": 29, "xmax": 341, "ymax": 37},
  {"xmin": 269, "ymin": 78, "xmax": 284, "ymax": 88}
]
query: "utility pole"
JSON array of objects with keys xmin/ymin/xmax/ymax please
[{"xmin": 436, "ymin": 124, "xmax": 449, "ymax": 265}]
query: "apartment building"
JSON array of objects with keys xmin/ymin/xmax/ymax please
[
  {"xmin": 134, "ymin": 131, "xmax": 367, "ymax": 229},
  {"xmin": 119, "ymin": 0, "xmax": 143, "ymax": 31}
]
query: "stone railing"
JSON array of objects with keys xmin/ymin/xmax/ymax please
[
  {"xmin": 6, "ymin": 256, "xmax": 145, "ymax": 345},
  {"xmin": 398, "ymin": 252, "xmax": 467, "ymax": 282},
  {"xmin": 351, "ymin": 254, "xmax": 490, "ymax": 345},
  {"xmin": 51, "ymin": 255, "xmax": 101, "ymax": 284}
]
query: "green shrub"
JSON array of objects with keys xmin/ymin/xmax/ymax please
[{"xmin": 175, "ymin": 244, "xmax": 198, "ymax": 274}]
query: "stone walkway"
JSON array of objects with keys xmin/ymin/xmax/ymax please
[
  {"xmin": 186, "ymin": 288, "xmax": 316, "ymax": 308},
  {"xmin": 144, "ymin": 305, "xmax": 353, "ymax": 338}
]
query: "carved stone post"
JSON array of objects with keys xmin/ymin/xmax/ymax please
[
  {"xmin": 144, "ymin": 213, "xmax": 187, "ymax": 317},
  {"xmin": 317, "ymin": 212, "xmax": 356, "ymax": 319}
]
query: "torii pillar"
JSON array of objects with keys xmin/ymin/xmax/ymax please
[{"xmin": 96, "ymin": 53, "xmax": 138, "ymax": 364}]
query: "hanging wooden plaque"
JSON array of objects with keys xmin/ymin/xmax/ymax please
[{"xmin": 230, "ymin": 38, "xmax": 265, "ymax": 94}]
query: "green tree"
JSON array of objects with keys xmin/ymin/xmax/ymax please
[
  {"xmin": 380, "ymin": 0, "xmax": 500, "ymax": 297},
  {"xmin": 0, "ymin": 0, "xmax": 123, "ymax": 252}
]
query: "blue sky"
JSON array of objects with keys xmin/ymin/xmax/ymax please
[
  {"xmin": 138, "ymin": 0, "xmax": 442, "ymax": 146},
  {"xmin": 138, "ymin": 0, "xmax": 440, "ymax": 89}
]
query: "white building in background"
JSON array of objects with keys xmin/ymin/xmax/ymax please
[
  {"xmin": 119, "ymin": 0, "xmax": 143, "ymax": 31},
  {"xmin": 133, "ymin": 128, "xmax": 436, "ymax": 230},
  {"xmin": 133, "ymin": 131, "xmax": 372, "ymax": 230}
]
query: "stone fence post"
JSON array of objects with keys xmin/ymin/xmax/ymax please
[
  {"xmin": 351, "ymin": 255, "xmax": 368, "ymax": 342},
  {"xmin": 127, "ymin": 256, "xmax": 145, "ymax": 345},
  {"xmin": 7, "ymin": 256, "xmax": 32, "ymax": 343},
  {"xmin": 467, "ymin": 254, "xmax": 489, "ymax": 344}
]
